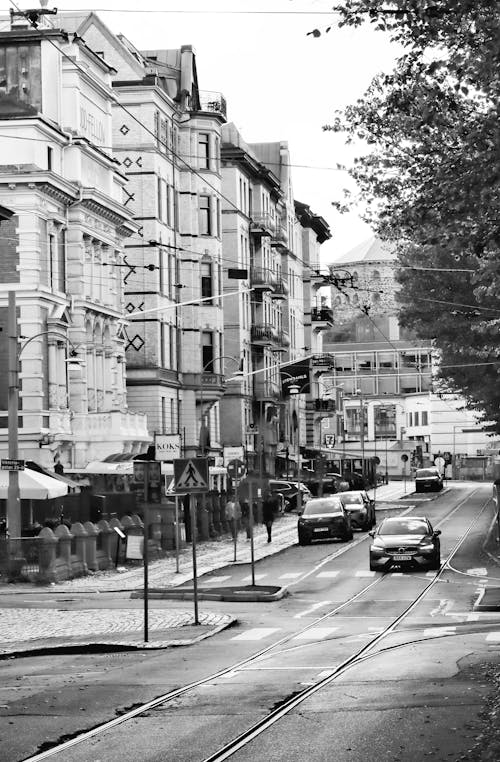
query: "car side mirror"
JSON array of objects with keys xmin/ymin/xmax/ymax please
[
  {"xmin": 434, "ymin": 529, "xmax": 441, "ymax": 536},
  {"xmin": 368, "ymin": 530, "xmax": 375, "ymax": 538},
  {"xmin": 297, "ymin": 509, "xmax": 303, "ymax": 516}
]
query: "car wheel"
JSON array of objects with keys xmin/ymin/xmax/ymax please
[
  {"xmin": 342, "ymin": 529, "xmax": 353, "ymax": 542},
  {"xmin": 429, "ymin": 554, "xmax": 441, "ymax": 570},
  {"xmin": 369, "ymin": 560, "xmax": 378, "ymax": 572},
  {"xmin": 298, "ymin": 535, "xmax": 310, "ymax": 546}
]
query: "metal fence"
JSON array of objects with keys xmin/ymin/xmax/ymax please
[{"xmin": 0, "ymin": 538, "xmax": 40, "ymax": 583}]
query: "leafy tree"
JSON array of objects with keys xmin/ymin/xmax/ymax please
[{"xmin": 323, "ymin": 1, "xmax": 500, "ymax": 430}]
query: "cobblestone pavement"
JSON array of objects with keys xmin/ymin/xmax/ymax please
[{"xmin": 0, "ymin": 483, "xmax": 409, "ymax": 655}]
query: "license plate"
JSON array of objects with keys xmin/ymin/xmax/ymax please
[
  {"xmin": 313, "ymin": 528, "xmax": 328, "ymax": 533},
  {"xmin": 392, "ymin": 554, "xmax": 411, "ymax": 561}
]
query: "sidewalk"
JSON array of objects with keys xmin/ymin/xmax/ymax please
[{"xmin": 0, "ymin": 483, "xmax": 408, "ymax": 656}]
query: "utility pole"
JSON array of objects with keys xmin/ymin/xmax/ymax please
[
  {"xmin": 7, "ymin": 290, "xmax": 21, "ymax": 537},
  {"xmin": 358, "ymin": 391, "xmax": 365, "ymax": 480}
]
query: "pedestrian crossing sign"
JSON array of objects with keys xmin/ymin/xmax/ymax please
[{"xmin": 173, "ymin": 457, "xmax": 209, "ymax": 493}]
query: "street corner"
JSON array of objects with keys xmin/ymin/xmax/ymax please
[
  {"xmin": 0, "ymin": 609, "xmax": 237, "ymax": 658},
  {"xmin": 131, "ymin": 584, "xmax": 289, "ymax": 603}
]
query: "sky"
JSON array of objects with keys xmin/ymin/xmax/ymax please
[{"xmin": 11, "ymin": 0, "xmax": 400, "ymax": 264}]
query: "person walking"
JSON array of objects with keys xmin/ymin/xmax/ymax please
[
  {"xmin": 262, "ymin": 490, "xmax": 278, "ymax": 543},
  {"xmin": 240, "ymin": 499, "xmax": 252, "ymax": 540},
  {"xmin": 224, "ymin": 492, "xmax": 241, "ymax": 541}
]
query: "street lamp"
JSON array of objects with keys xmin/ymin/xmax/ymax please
[
  {"xmin": 7, "ymin": 291, "xmax": 84, "ymax": 537},
  {"xmin": 288, "ymin": 384, "xmax": 301, "ymax": 511}
]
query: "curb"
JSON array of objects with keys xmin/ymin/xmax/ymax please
[
  {"xmin": 131, "ymin": 585, "xmax": 288, "ymax": 603},
  {"xmin": 0, "ymin": 618, "xmax": 238, "ymax": 659}
]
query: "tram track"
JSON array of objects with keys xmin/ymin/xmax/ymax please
[{"xmin": 23, "ymin": 487, "xmax": 490, "ymax": 762}]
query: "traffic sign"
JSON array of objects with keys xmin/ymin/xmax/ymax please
[
  {"xmin": 227, "ymin": 458, "xmax": 246, "ymax": 480},
  {"xmin": 155, "ymin": 434, "xmax": 181, "ymax": 461},
  {"xmin": 173, "ymin": 458, "xmax": 209, "ymax": 493},
  {"xmin": 1, "ymin": 458, "xmax": 25, "ymax": 471}
]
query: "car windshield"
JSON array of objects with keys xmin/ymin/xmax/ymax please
[
  {"xmin": 379, "ymin": 519, "xmax": 430, "ymax": 535},
  {"xmin": 416, "ymin": 469, "xmax": 439, "ymax": 478},
  {"xmin": 341, "ymin": 494, "xmax": 363, "ymax": 505},
  {"xmin": 303, "ymin": 499, "xmax": 343, "ymax": 516}
]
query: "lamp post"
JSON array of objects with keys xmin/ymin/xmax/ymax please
[
  {"xmin": 6, "ymin": 290, "xmax": 84, "ymax": 537},
  {"xmin": 288, "ymin": 384, "xmax": 301, "ymax": 511}
]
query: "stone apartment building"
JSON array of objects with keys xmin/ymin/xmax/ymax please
[
  {"xmin": 0, "ymin": 9, "xmax": 332, "ymax": 483},
  {"xmin": 0, "ymin": 11, "xmax": 150, "ymax": 472}
]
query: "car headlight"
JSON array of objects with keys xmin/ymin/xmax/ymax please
[
  {"xmin": 370, "ymin": 545, "xmax": 385, "ymax": 554},
  {"xmin": 419, "ymin": 542, "xmax": 435, "ymax": 552}
]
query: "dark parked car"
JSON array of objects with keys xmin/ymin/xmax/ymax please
[
  {"xmin": 297, "ymin": 496, "xmax": 353, "ymax": 545},
  {"xmin": 369, "ymin": 516, "xmax": 441, "ymax": 572},
  {"xmin": 339, "ymin": 490, "xmax": 376, "ymax": 531},
  {"xmin": 269, "ymin": 480, "xmax": 312, "ymax": 512},
  {"xmin": 415, "ymin": 467, "xmax": 444, "ymax": 493}
]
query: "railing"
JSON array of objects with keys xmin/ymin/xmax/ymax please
[
  {"xmin": 314, "ymin": 399, "xmax": 336, "ymax": 412},
  {"xmin": 271, "ymin": 278, "xmax": 289, "ymax": 298},
  {"xmin": 250, "ymin": 212, "xmax": 274, "ymax": 234},
  {"xmin": 251, "ymin": 325, "xmax": 274, "ymax": 344},
  {"xmin": 198, "ymin": 90, "xmax": 227, "ymax": 119},
  {"xmin": 312, "ymin": 306, "xmax": 334, "ymax": 323},
  {"xmin": 71, "ymin": 410, "xmax": 150, "ymax": 439},
  {"xmin": 273, "ymin": 329, "xmax": 290, "ymax": 348},
  {"xmin": 254, "ymin": 378, "xmax": 281, "ymax": 400},
  {"xmin": 270, "ymin": 222, "xmax": 288, "ymax": 246},
  {"xmin": 250, "ymin": 267, "xmax": 277, "ymax": 289}
]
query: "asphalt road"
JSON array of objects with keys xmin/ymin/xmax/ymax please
[{"xmin": 2, "ymin": 483, "xmax": 500, "ymax": 761}]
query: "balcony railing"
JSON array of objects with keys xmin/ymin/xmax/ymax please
[
  {"xmin": 314, "ymin": 399, "xmax": 336, "ymax": 412},
  {"xmin": 250, "ymin": 212, "xmax": 274, "ymax": 236},
  {"xmin": 250, "ymin": 267, "xmax": 277, "ymax": 290},
  {"xmin": 273, "ymin": 329, "xmax": 290, "ymax": 350},
  {"xmin": 270, "ymin": 278, "xmax": 289, "ymax": 299},
  {"xmin": 198, "ymin": 90, "xmax": 227, "ymax": 119},
  {"xmin": 254, "ymin": 378, "xmax": 281, "ymax": 400},
  {"xmin": 270, "ymin": 222, "xmax": 288, "ymax": 247},
  {"xmin": 251, "ymin": 325, "xmax": 274, "ymax": 345},
  {"xmin": 71, "ymin": 410, "xmax": 150, "ymax": 440},
  {"xmin": 311, "ymin": 306, "xmax": 334, "ymax": 324}
]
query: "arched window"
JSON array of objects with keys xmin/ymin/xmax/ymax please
[{"xmin": 372, "ymin": 270, "xmax": 381, "ymax": 280}]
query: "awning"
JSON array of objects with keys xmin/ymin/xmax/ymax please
[
  {"xmin": 26, "ymin": 462, "xmax": 83, "ymax": 490},
  {"xmin": 0, "ymin": 468, "xmax": 68, "ymax": 500}
]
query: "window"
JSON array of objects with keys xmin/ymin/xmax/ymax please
[
  {"xmin": 422, "ymin": 411, "xmax": 428, "ymax": 426},
  {"xmin": 414, "ymin": 411, "xmax": 420, "ymax": 426},
  {"xmin": 157, "ymin": 178, "xmax": 162, "ymax": 220},
  {"xmin": 199, "ymin": 195, "xmax": 211, "ymax": 235},
  {"xmin": 202, "ymin": 331, "xmax": 214, "ymax": 371},
  {"xmin": 201, "ymin": 262, "xmax": 213, "ymax": 301},
  {"xmin": 47, "ymin": 146, "xmax": 53, "ymax": 171},
  {"xmin": 198, "ymin": 133, "xmax": 209, "ymax": 169},
  {"xmin": 166, "ymin": 184, "xmax": 172, "ymax": 227}
]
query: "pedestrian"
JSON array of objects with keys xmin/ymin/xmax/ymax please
[
  {"xmin": 262, "ymin": 490, "xmax": 278, "ymax": 543},
  {"xmin": 225, "ymin": 492, "xmax": 241, "ymax": 541},
  {"xmin": 240, "ymin": 499, "xmax": 252, "ymax": 540}
]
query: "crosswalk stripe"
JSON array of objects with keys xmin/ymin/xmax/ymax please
[
  {"xmin": 356, "ymin": 570, "xmax": 376, "ymax": 577},
  {"xmin": 242, "ymin": 573, "xmax": 267, "ymax": 582},
  {"xmin": 231, "ymin": 628, "xmax": 280, "ymax": 641},
  {"xmin": 486, "ymin": 632, "xmax": 500, "ymax": 642},
  {"xmin": 203, "ymin": 576, "xmax": 231, "ymax": 584},
  {"xmin": 279, "ymin": 573, "xmax": 302, "ymax": 579},
  {"xmin": 317, "ymin": 571, "xmax": 340, "ymax": 578},
  {"xmin": 423, "ymin": 626, "xmax": 456, "ymax": 637},
  {"xmin": 293, "ymin": 627, "xmax": 338, "ymax": 641},
  {"xmin": 294, "ymin": 601, "xmax": 332, "ymax": 619},
  {"xmin": 389, "ymin": 572, "xmax": 403, "ymax": 577}
]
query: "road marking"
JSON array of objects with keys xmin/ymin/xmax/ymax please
[
  {"xmin": 356, "ymin": 570, "xmax": 376, "ymax": 577},
  {"xmin": 231, "ymin": 628, "xmax": 280, "ymax": 641},
  {"xmin": 467, "ymin": 568, "xmax": 488, "ymax": 576},
  {"xmin": 293, "ymin": 627, "xmax": 338, "ymax": 641},
  {"xmin": 486, "ymin": 632, "xmax": 500, "ymax": 642},
  {"xmin": 316, "ymin": 670, "xmax": 334, "ymax": 680},
  {"xmin": 316, "ymin": 571, "xmax": 340, "ymax": 578},
  {"xmin": 294, "ymin": 601, "xmax": 332, "ymax": 619},
  {"xmin": 389, "ymin": 572, "xmax": 403, "ymax": 577},
  {"xmin": 203, "ymin": 576, "xmax": 232, "ymax": 584},
  {"xmin": 467, "ymin": 613, "xmax": 480, "ymax": 621},
  {"xmin": 423, "ymin": 626, "xmax": 456, "ymax": 637},
  {"xmin": 430, "ymin": 599, "xmax": 453, "ymax": 617},
  {"xmin": 242, "ymin": 573, "xmax": 267, "ymax": 582},
  {"xmin": 279, "ymin": 573, "xmax": 302, "ymax": 579}
]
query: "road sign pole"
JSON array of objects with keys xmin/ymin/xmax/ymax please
[
  {"xmin": 233, "ymin": 481, "xmax": 238, "ymax": 562},
  {"xmin": 190, "ymin": 494, "xmax": 199, "ymax": 625},
  {"xmin": 174, "ymin": 496, "xmax": 180, "ymax": 573},
  {"xmin": 143, "ymin": 462, "xmax": 149, "ymax": 643},
  {"xmin": 249, "ymin": 481, "xmax": 255, "ymax": 586}
]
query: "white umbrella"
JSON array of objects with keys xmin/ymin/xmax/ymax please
[{"xmin": 0, "ymin": 467, "xmax": 68, "ymax": 499}]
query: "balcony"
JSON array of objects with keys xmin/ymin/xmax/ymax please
[
  {"xmin": 270, "ymin": 277, "xmax": 289, "ymax": 300},
  {"xmin": 183, "ymin": 371, "xmax": 225, "ymax": 395},
  {"xmin": 251, "ymin": 325, "xmax": 274, "ymax": 346},
  {"xmin": 250, "ymin": 267, "xmax": 277, "ymax": 291},
  {"xmin": 198, "ymin": 90, "xmax": 227, "ymax": 120},
  {"xmin": 71, "ymin": 410, "xmax": 150, "ymax": 442},
  {"xmin": 311, "ymin": 306, "xmax": 334, "ymax": 328},
  {"xmin": 270, "ymin": 221, "xmax": 288, "ymax": 248},
  {"xmin": 309, "ymin": 262, "xmax": 330, "ymax": 289},
  {"xmin": 254, "ymin": 378, "xmax": 281, "ymax": 400},
  {"xmin": 250, "ymin": 212, "xmax": 274, "ymax": 237},
  {"xmin": 272, "ymin": 329, "xmax": 290, "ymax": 352}
]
